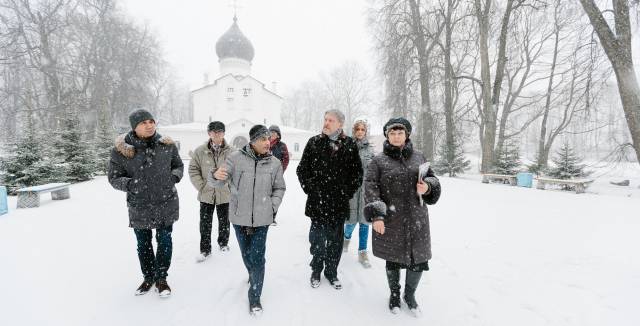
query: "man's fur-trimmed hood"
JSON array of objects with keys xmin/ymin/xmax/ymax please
[{"xmin": 114, "ymin": 132, "xmax": 175, "ymax": 159}]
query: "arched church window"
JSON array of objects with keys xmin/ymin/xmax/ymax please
[
  {"xmin": 294, "ymin": 143, "xmax": 300, "ymax": 152},
  {"xmin": 227, "ymin": 87, "xmax": 234, "ymax": 93},
  {"xmin": 243, "ymin": 88, "xmax": 252, "ymax": 97}
]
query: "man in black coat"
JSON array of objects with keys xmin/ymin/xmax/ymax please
[
  {"xmin": 108, "ymin": 109, "xmax": 184, "ymax": 298},
  {"xmin": 296, "ymin": 109, "xmax": 362, "ymax": 290}
]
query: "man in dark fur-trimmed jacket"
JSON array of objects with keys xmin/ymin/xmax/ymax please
[{"xmin": 108, "ymin": 109, "xmax": 183, "ymax": 299}]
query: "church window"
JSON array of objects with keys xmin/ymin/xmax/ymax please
[
  {"xmin": 243, "ymin": 88, "xmax": 252, "ymax": 97},
  {"xmin": 227, "ymin": 87, "xmax": 234, "ymax": 93},
  {"xmin": 294, "ymin": 143, "xmax": 300, "ymax": 152}
]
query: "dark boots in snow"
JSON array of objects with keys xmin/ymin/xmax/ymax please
[
  {"xmin": 325, "ymin": 275, "xmax": 342, "ymax": 290},
  {"xmin": 249, "ymin": 301, "xmax": 263, "ymax": 316},
  {"xmin": 310, "ymin": 271, "xmax": 321, "ymax": 288},
  {"xmin": 404, "ymin": 270, "xmax": 423, "ymax": 316},
  {"xmin": 155, "ymin": 279, "xmax": 171, "ymax": 298},
  {"xmin": 134, "ymin": 278, "xmax": 154, "ymax": 296},
  {"xmin": 386, "ymin": 268, "xmax": 401, "ymax": 313}
]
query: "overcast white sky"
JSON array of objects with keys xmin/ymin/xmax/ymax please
[{"xmin": 121, "ymin": 0, "xmax": 376, "ymax": 94}]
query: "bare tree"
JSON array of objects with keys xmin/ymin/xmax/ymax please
[
  {"xmin": 474, "ymin": 0, "xmax": 529, "ymax": 172},
  {"xmin": 282, "ymin": 80, "xmax": 330, "ymax": 131},
  {"xmin": 579, "ymin": 0, "xmax": 640, "ymax": 164},
  {"xmin": 322, "ymin": 61, "xmax": 373, "ymax": 128},
  {"xmin": 0, "ymin": 0, "xmax": 191, "ymax": 141}
]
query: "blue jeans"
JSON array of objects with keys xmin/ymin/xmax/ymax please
[
  {"xmin": 133, "ymin": 225, "xmax": 173, "ymax": 281},
  {"xmin": 344, "ymin": 223, "xmax": 369, "ymax": 251},
  {"xmin": 233, "ymin": 224, "xmax": 269, "ymax": 305}
]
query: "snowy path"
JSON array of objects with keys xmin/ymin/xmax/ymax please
[{"xmin": 1, "ymin": 161, "xmax": 639, "ymax": 326}]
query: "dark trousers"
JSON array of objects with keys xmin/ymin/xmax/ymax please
[
  {"xmin": 133, "ymin": 225, "xmax": 173, "ymax": 281},
  {"xmin": 233, "ymin": 224, "xmax": 269, "ymax": 305},
  {"xmin": 309, "ymin": 219, "xmax": 344, "ymax": 279},
  {"xmin": 199, "ymin": 202, "xmax": 230, "ymax": 253}
]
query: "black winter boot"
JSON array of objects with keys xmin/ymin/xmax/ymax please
[
  {"xmin": 310, "ymin": 271, "xmax": 321, "ymax": 288},
  {"xmin": 386, "ymin": 267, "xmax": 401, "ymax": 313},
  {"xmin": 134, "ymin": 278, "xmax": 154, "ymax": 296},
  {"xmin": 249, "ymin": 301, "xmax": 263, "ymax": 316},
  {"xmin": 403, "ymin": 270, "xmax": 423, "ymax": 313}
]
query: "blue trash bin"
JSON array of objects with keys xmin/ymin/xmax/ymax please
[
  {"xmin": 0, "ymin": 186, "xmax": 8, "ymax": 216},
  {"xmin": 516, "ymin": 172, "xmax": 533, "ymax": 188}
]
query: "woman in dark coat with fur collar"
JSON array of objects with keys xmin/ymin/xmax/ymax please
[{"xmin": 364, "ymin": 117, "xmax": 441, "ymax": 317}]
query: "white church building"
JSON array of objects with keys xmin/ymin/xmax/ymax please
[{"xmin": 158, "ymin": 16, "xmax": 314, "ymax": 159}]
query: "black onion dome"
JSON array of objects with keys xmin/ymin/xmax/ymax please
[{"xmin": 215, "ymin": 17, "xmax": 255, "ymax": 62}]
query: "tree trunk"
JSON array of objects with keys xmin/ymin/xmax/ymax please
[
  {"xmin": 579, "ymin": 0, "xmax": 640, "ymax": 163},
  {"xmin": 475, "ymin": 0, "xmax": 494, "ymax": 172},
  {"xmin": 409, "ymin": 0, "xmax": 434, "ymax": 161},
  {"xmin": 614, "ymin": 65, "xmax": 640, "ymax": 162},
  {"xmin": 537, "ymin": 1, "xmax": 561, "ymax": 168},
  {"xmin": 443, "ymin": 0, "xmax": 456, "ymax": 176}
]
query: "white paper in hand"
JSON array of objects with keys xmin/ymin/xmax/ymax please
[
  {"xmin": 419, "ymin": 162, "xmax": 431, "ymax": 182},
  {"xmin": 418, "ymin": 162, "xmax": 431, "ymax": 206}
]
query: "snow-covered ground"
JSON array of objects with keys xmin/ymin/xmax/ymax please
[{"xmin": 1, "ymin": 161, "xmax": 639, "ymax": 326}]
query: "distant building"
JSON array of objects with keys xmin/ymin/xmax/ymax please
[{"xmin": 158, "ymin": 16, "xmax": 314, "ymax": 159}]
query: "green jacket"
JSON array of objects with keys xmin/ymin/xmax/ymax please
[{"xmin": 188, "ymin": 140, "xmax": 233, "ymax": 205}]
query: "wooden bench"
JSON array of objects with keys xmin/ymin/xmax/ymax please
[
  {"xmin": 536, "ymin": 178, "xmax": 594, "ymax": 194},
  {"xmin": 16, "ymin": 183, "xmax": 71, "ymax": 208},
  {"xmin": 482, "ymin": 174, "xmax": 517, "ymax": 186}
]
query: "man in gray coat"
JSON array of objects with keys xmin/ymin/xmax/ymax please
[
  {"xmin": 208, "ymin": 124, "xmax": 286, "ymax": 316},
  {"xmin": 189, "ymin": 121, "xmax": 233, "ymax": 262}
]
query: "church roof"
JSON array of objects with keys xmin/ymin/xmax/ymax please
[{"xmin": 215, "ymin": 16, "xmax": 255, "ymax": 62}]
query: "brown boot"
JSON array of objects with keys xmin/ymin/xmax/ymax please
[{"xmin": 155, "ymin": 279, "xmax": 171, "ymax": 298}]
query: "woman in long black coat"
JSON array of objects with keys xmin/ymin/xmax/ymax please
[{"xmin": 364, "ymin": 117, "xmax": 441, "ymax": 316}]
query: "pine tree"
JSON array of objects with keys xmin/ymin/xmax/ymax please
[
  {"xmin": 94, "ymin": 111, "xmax": 115, "ymax": 174},
  {"xmin": 547, "ymin": 142, "xmax": 590, "ymax": 180},
  {"xmin": 432, "ymin": 139, "xmax": 471, "ymax": 177},
  {"xmin": 52, "ymin": 111, "xmax": 95, "ymax": 182},
  {"xmin": 0, "ymin": 113, "xmax": 61, "ymax": 193},
  {"xmin": 527, "ymin": 152, "xmax": 547, "ymax": 176},
  {"xmin": 492, "ymin": 141, "xmax": 521, "ymax": 175}
]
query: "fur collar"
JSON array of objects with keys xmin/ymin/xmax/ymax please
[
  {"xmin": 114, "ymin": 132, "xmax": 175, "ymax": 159},
  {"xmin": 383, "ymin": 139, "xmax": 413, "ymax": 160}
]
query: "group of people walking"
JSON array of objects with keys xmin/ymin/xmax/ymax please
[{"xmin": 108, "ymin": 108, "xmax": 441, "ymax": 317}]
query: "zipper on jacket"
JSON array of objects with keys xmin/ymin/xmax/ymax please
[{"xmin": 251, "ymin": 159, "xmax": 257, "ymax": 227}]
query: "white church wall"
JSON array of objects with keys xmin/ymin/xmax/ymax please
[{"xmin": 192, "ymin": 75, "xmax": 283, "ymax": 127}]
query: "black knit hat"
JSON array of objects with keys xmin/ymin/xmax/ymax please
[
  {"xmin": 383, "ymin": 117, "xmax": 412, "ymax": 138},
  {"xmin": 249, "ymin": 125, "xmax": 270, "ymax": 143},
  {"xmin": 268, "ymin": 125, "xmax": 281, "ymax": 138},
  {"xmin": 208, "ymin": 121, "xmax": 225, "ymax": 132},
  {"xmin": 129, "ymin": 109, "xmax": 155, "ymax": 130}
]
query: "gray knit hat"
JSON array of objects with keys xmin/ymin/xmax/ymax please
[
  {"xmin": 249, "ymin": 125, "xmax": 270, "ymax": 143},
  {"xmin": 129, "ymin": 109, "xmax": 155, "ymax": 130}
]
